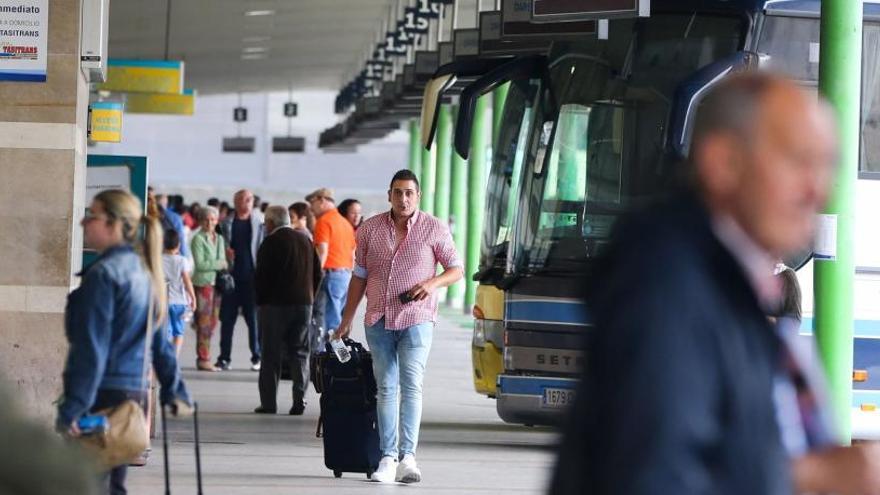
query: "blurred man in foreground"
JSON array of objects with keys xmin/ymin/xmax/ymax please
[{"xmin": 551, "ymin": 73, "xmax": 880, "ymax": 495}]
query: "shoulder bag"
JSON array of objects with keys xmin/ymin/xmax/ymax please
[
  {"xmin": 76, "ymin": 297, "xmax": 154, "ymax": 471},
  {"xmin": 213, "ymin": 234, "xmax": 235, "ymax": 295}
]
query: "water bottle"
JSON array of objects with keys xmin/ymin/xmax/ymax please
[{"xmin": 327, "ymin": 330, "xmax": 351, "ymax": 363}]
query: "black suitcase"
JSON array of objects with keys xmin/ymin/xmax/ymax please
[
  {"xmin": 161, "ymin": 402, "xmax": 204, "ymax": 494},
  {"xmin": 313, "ymin": 339, "xmax": 381, "ymax": 479}
]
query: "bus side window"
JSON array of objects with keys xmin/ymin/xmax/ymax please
[
  {"xmin": 757, "ymin": 15, "xmax": 820, "ymax": 82},
  {"xmin": 860, "ymin": 22, "xmax": 880, "ymax": 177}
]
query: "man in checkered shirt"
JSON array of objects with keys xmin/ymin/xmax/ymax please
[{"xmin": 337, "ymin": 169, "xmax": 463, "ymax": 484}]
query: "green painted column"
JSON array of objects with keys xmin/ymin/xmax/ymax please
[
  {"xmin": 421, "ymin": 143, "xmax": 436, "ymax": 215},
  {"xmin": 447, "ymin": 105, "xmax": 468, "ymax": 309},
  {"xmin": 409, "ymin": 119, "xmax": 422, "ymax": 179},
  {"xmin": 435, "ymin": 105, "xmax": 453, "ymax": 226},
  {"xmin": 493, "ymin": 82, "xmax": 510, "ymax": 143},
  {"xmin": 815, "ymin": 0, "xmax": 861, "ymax": 440},
  {"xmin": 434, "ymin": 104, "xmax": 453, "ymax": 304},
  {"xmin": 465, "ymin": 95, "xmax": 490, "ymax": 310}
]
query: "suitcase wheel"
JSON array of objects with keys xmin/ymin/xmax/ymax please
[{"xmin": 333, "ymin": 471, "xmax": 342, "ymax": 478}]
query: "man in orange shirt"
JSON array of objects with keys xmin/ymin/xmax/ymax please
[{"xmin": 306, "ymin": 188, "xmax": 356, "ymax": 346}]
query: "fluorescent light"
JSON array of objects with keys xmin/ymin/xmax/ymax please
[
  {"xmin": 244, "ymin": 9, "xmax": 274, "ymax": 16},
  {"xmin": 241, "ymin": 53, "xmax": 268, "ymax": 60},
  {"xmin": 242, "ymin": 46, "xmax": 269, "ymax": 53},
  {"xmin": 242, "ymin": 36, "xmax": 271, "ymax": 43}
]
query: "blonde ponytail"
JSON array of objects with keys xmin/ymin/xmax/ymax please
[
  {"xmin": 93, "ymin": 189, "xmax": 167, "ymax": 324},
  {"xmin": 140, "ymin": 214, "xmax": 168, "ymax": 324}
]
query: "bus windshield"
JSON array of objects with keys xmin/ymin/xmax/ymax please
[
  {"xmin": 511, "ymin": 14, "xmax": 746, "ymax": 275},
  {"xmin": 480, "ymin": 78, "xmax": 540, "ymax": 276}
]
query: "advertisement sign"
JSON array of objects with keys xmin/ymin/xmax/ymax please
[
  {"xmin": 88, "ymin": 101, "xmax": 123, "ymax": 142},
  {"xmin": 125, "ymin": 88, "xmax": 195, "ymax": 115},
  {"xmin": 0, "ymin": 0, "xmax": 48, "ymax": 81},
  {"xmin": 83, "ymin": 155, "xmax": 148, "ymax": 267},
  {"xmin": 99, "ymin": 59, "xmax": 185, "ymax": 94}
]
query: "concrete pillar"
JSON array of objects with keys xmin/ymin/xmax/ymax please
[{"xmin": 0, "ymin": 0, "xmax": 90, "ymax": 420}]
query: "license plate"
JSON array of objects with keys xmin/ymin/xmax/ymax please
[{"xmin": 542, "ymin": 387, "xmax": 576, "ymax": 409}]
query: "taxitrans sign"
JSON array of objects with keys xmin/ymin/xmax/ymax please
[{"xmin": 0, "ymin": 0, "xmax": 48, "ymax": 81}]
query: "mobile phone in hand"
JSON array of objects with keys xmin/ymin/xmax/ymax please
[{"xmin": 77, "ymin": 415, "xmax": 109, "ymax": 435}]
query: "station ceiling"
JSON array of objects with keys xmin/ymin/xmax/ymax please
[{"xmin": 107, "ymin": 0, "xmax": 397, "ymax": 94}]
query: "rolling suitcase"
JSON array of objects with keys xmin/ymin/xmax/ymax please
[
  {"xmin": 313, "ymin": 339, "xmax": 381, "ymax": 479},
  {"xmin": 161, "ymin": 402, "xmax": 204, "ymax": 494}
]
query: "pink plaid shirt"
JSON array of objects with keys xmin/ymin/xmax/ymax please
[{"xmin": 353, "ymin": 210, "xmax": 462, "ymax": 330}]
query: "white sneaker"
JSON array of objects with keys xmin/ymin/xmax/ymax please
[
  {"xmin": 250, "ymin": 361, "xmax": 261, "ymax": 371},
  {"xmin": 371, "ymin": 456, "xmax": 398, "ymax": 483},
  {"xmin": 396, "ymin": 454, "xmax": 421, "ymax": 484}
]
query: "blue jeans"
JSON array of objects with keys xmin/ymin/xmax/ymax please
[
  {"xmin": 321, "ymin": 269, "xmax": 351, "ymax": 332},
  {"xmin": 365, "ymin": 318, "xmax": 433, "ymax": 459}
]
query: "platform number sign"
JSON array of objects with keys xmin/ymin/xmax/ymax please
[
  {"xmin": 234, "ymin": 107, "xmax": 247, "ymax": 122},
  {"xmin": 283, "ymin": 102, "xmax": 297, "ymax": 117},
  {"xmin": 403, "ymin": 8, "xmax": 430, "ymax": 33},
  {"xmin": 385, "ymin": 22, "xmax": 415, "ymax": 57}
]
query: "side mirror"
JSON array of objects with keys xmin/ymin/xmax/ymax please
[
  {"xmin": 667, "ymin": 51, "xmax": 760, "ymax": 159},
  {"xmin": 420, "ymin": 73, "xmax": 457, "ymax": 150},
  {"xmin": 419, "ymin": 58, "xmax": 513, "ymax": 150},
  {"xmin": 455, "ymin": 55, "xmax": 547, "ymax": 159}
]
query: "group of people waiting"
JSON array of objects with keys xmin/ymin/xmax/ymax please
[{"xmin": 151, "ymin": 188, "xmax": 363, "ymax": 374}]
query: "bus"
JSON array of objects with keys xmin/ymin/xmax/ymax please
[{"xmin": 442, "ymin": 0, "xmax": 880, "ymax": 432}]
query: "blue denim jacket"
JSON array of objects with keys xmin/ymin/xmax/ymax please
[{"xmin": 57, "ymin": 245, "xmax": 191, "ymax": 429}]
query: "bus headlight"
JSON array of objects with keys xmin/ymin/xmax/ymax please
[
  {"xmin": 474, "ymin": 320, "xmax": 504, "ymax": 348},
  {"xmin": 473, "ymin": 320, "xmax": 487, "ymax": 348}
]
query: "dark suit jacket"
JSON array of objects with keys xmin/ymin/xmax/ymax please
[
  {"xmin": 255, "ymin": 227, "xmax": 322, "ymax": 307},
  {"xmin": 550, "ymin": 194, "xmax": 791, "ymax": 495}
]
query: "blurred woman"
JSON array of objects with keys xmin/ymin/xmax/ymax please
[
  {"xmin": 190, "ymin": 206, "xmax": 228, "ymax": 371},
  {"xmin": 337, "ymin": 198, "xmax": 362, "ymax": 230},
  {"xmin": 289, "ymin": 202, "xmax": 315, "ymax": 240},
  {"xmin": 57, "ymin": 189, "xmax": 190, "ymax": 494}
]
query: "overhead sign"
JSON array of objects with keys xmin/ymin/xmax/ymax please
[
  {"xmin": 439, "ymin": 41, "xmax": 453, "ymax": 66},
  {"xmin": 233, "ymin": 106, "xmax": 247, "ymax": 122},
  {"xmin": 272, "ymin": 136, "xmax": 305, "ymax": 153},
  {"xmin": 502, "ymin": 0, "xmax": 596, "ymax": 36},
  {"xmin": 531, "ymin": 0, "xmax": 649, "ymax": 22},
  {"xmin": 99, "ymin": 59, "xmax": 185, "ymax": 94},
  {"xmin": 481, "ymin": 10, "xmax": 555, "ymax": 55},
  {"xmin": 0, "ymin": 0, "xmax": 49, "ymax": 81},
  {"xmin": 124, "ymin": 89, "xmax": 195, "ymax": 115},
  {"xmin": 88, "ymin": 101, "xmax": 123, "ymax": 142},
  {"xmin": 223, "ymin": 137, "xmax": 255, "ymax": 153},
  {"xmin": 453, "ymin": 29, "xmax": 480, "ymax": 58}
]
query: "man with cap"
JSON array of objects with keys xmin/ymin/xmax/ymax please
[{"xmin": 306, "ymin": 187, "xmax": 356, "ymax": 348}]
